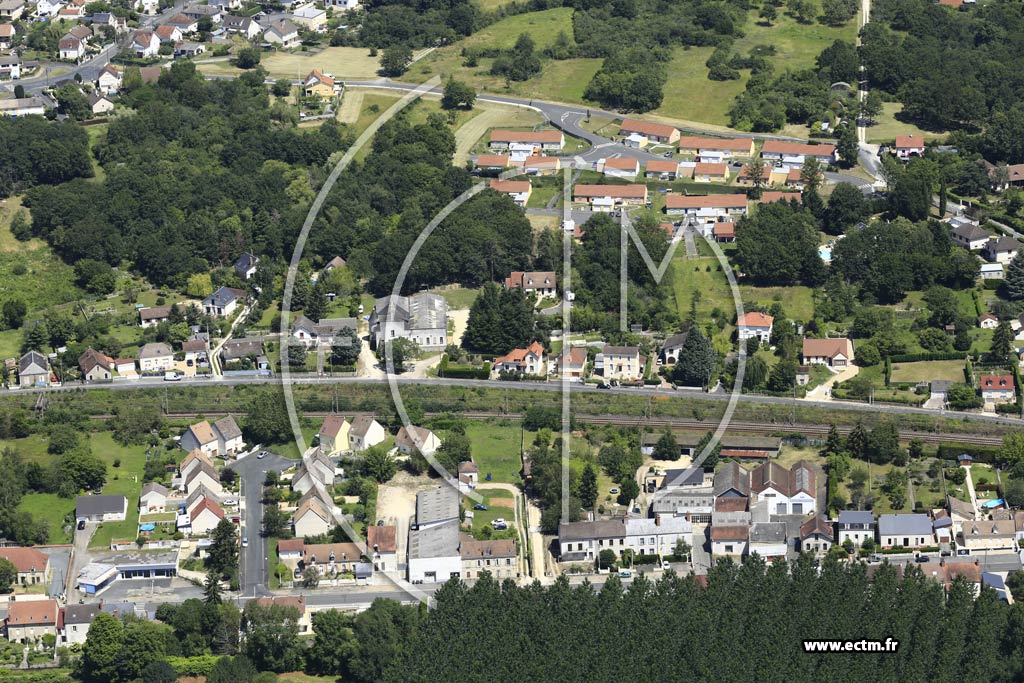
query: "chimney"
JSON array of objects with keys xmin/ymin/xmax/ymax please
[
  {"xmin": 684, "ymin": 512, "xmax": 691, "ymax": 522},
  {"xmin": 655, "ymin": 514, "xmax": 661, "ymax": 527}
]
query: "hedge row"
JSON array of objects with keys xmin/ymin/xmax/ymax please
[
  {"xmin": 167, "ymin": 655, "xmax": 220, "ymax": 677},
  {"xmin": 889, "ymin": 352, "xmax": 968, "ymax": 363},
  {"xmin": 936, "ymin": 443, "xmax": 1001, "ymax": 462}
]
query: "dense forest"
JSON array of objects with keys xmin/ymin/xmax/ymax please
[{"xmin": 0, "ymin": 117, "xmax": 92, "ymax": 197}]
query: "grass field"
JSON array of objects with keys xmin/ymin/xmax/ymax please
[
  {"xmin": 889, "ymin": 360, "xmax": 966, "ymax": 384},
  {"xmin": 866, "ymin": 103, "xmax": 947, "ymax": 144},
  {"xmin": 464, "ymin": 420, "xmax": 523, "ymax": 484},
  {"xmin": 427, "ymin": 285, "xmax": 481, "ymax": 310},
  {"xmin": 18, "ymin": 493, "xmax": 73, "ymax": 544},
  {"xmin": 199, "ymin": 47, "xmax": 382, "ymax": 80},
  {"xmin": 466, "ymin": 487, "xmax": 517, "ymax": 538},
  {"xmin": 335, "ymin": 89, "xmax": 364, "ymax": 124},
  {"xmin": 738, "ymin": 285, "xmax": 815, "ymax": 322},
  {"xmin": 473, "ymin": 0, "xmax": 520, "ymax": 10},
  {"xmin": 453, "ymin": 103, "xmax": 543, "ymax": 164}
]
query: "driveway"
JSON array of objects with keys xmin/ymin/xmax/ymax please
[
  {"xmin": 66, "ymin": 523, "xmax": 96, "ymax": 602},
  {"xmin": 228, "ymin": 451, "xmax": 292, "ymax": 596},
  {"xmin": 804, "ymin": 363, "xmax": 859, "ymax": 401}
]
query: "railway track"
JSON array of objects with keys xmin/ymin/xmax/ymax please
[{"xmin": 90, "ymin": 410, "xmax": 1009, "ymax": 447}]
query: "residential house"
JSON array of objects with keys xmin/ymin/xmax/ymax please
[
  {"xmin": 154, "ymin": 24, "xmax": 182, "ymax": 42},
  {"xmin": 301, "ymin": 542, "xmax": 363, "ymax": 576},
  {"xmin": 713, "ymin": 221, "xmax": 736, "ymax": 242},
  {"xmin": 692, "ymin": 162, "xmax": 728, "ymax": 183},
  {"xmin": 202, "ymin": 286, "xmax": 246, "ymax": 317},
  {"xmin": 137, "ymin": 342, "xmax": 174, "ymax": 373},
  {"xmin": 35, "ymin": 0, "xmax": 63, "ymax": 17},
  {"xmin": 760, "ymin": 141, "xmax": 837, "ymax": 166},
  {"xmin": 457, "ymin": 460, "xmax": 478, "ymax": 487},
  {"xmin": 493, "ymin": 341, "xmax": 546, "ymax": 376},
  {"xmin": 182, "ymin": 339, "xmax": 209, "ymax": 368},
  {"xmin": 220, "ymin": 339, "xmax": 264, "ymax": 366},
  {"xmin": 749, "ymin": 521, "xmax": 789, "ymax": 560},
  {"xmin": 894, "ymin": 135, "xmax": 926, "ymax": 160},
  {"xmin": 324, "ymin": 0, "xmax": 361, "ymax": 8},
  {"xmin": 737, "ymin": 311, "xmax": 774, "ymax": 344},
  {"xmin": 489, "ymin": 179, "xmax": 531, "ymax": 207},
  {"xmin": 572, "ymin": 183, "xmax": 648, "ymax": 210},
  {"xmin": 130, "ymin": 29, "xmax": 160, "ymax": 57},
  {"xmin": 677, "ymin": 136, "xmax": 755, "ymax": 159},
  {"xmin": 58, "ymin": 25, "xmax": 92, "ymax": 60},
  {"xmin": 213, "ymin": 416, "xmax": 243, "ymax": 455},
  {"xmin": 645, "ymin": 159, "xmax": 682, "ymax": 180},
  {"xmin": 290, "ymin": 315, "xmax": 358, "ymax": 347},
  {"xmin": 523, "ymin": 155, "xmax": 560, "ymax": 175},
  {"xmin": 75, "ymin": 495, "xmax": 127, "ymax": 522},
  {"xmin": 96, "ymin": 64, "xmax": 121, "ymax": 93},
  {"xmin": 0, "ymin": 0, "xmax": 23, "ymax": 20},
  {"xmin": 749, "ymin": 460, "xmax": 817, "ymax": 515},
  {"xmin": 950, "ymin": 223, "xmax": 990, "ymax": 251},
  {"xmin": 184, "ymin": 460, "xmax": 222, "ymax": 495},
  {"xmin": 165, "ymin": 13, "xmax": 198, "ymax": 32},
  {"xmin": 710, "ymin": 525, "xmax": 750, "ymax": 558},
  {"xmin": 0, "ymin": 547, "xmax": 49, "ymax": 586},
  {"xmin": 181, "ymin": 422, "xmax": 219, "ymax": 458},
  {"xmin": 461, "ymin": 536, "xmax": 517, "ymax": 580},
  {"xmin": 6, "ymin": 600, "xmax": 58, "ymax": 643},
  {"xmin": 785, "ymin": 167, "xmax": 804, "ymax": 189},
  {"xmin": 408, "ymin": 519, "xmax": 461, "ymax": 583},
  {"xmin": 222, "ymin": 14, "xmax": 261, "ymax": 39},
  {"xmin": 759, "ymin": 191, "xmax": 802, "ymax": 204},
  {"xmin": 188, "ymin": 496, "xmax": 225, "ymax": 535},
  {"xmin": 348, "ymin": 415, "xmax": 386, "ymax": 452},
  {"xmin": 0, "ymin": 54, "xmax": 19, "ymax": 79},
  {"xmin": 138, "ymin": 305, "xmax": 172, "ymax": 328},
  {"xmin": 179, "ymin": 448, "xmax": 215, "ymax": 481},
  {"xmin": 959, "ymin": 519, "xmax": 1017, "ymax": 551},
  {"xmin": 980, "ymin": 263, "xmax": 1004, "ymax": 280},
  {"xmin": 183, "ymin": 3, "xmax": 222, "ymax": 22},
  {"xmin": 618, "ymin": 118, "xmax": 679, "ymax": 144},
  {"xmin": 185, "ymin": 485, "xmax": 221, "ymax": 515},
  {"xmin": 488, "ymin": 129, "xmax": 564, "ymax": 151},
  {"xmin": 369, "ymin": 293, "xmax": 447, "ymax": 350},
  {"xmin": 983, "ymin": 236, "xmax": 1021, "ymax": 265},
  {"xmin": 88, "ymin": 92, "xmax": 114, "ymax": 116},
  {"xmin": 877, "ymin": 513, "xmax": 934, "ymax": 549},
  {"xmin": 277, "ymin": 538, "xmax": 304, "ymax": 563},
  {"xmin": 504, "ymin": 271, "xmax": 556, "ymax": 298},
  {"xmin": 139, "ymin": 483, "xmax": 168, "ymax": 512},
  {"xmin": 78, "ymin": 348, "xmax": 113, "ymax": 382},
  {"xmin": 18, "ymin": 351, "xmax": 49, "ymax": 387},
  {"xmin": 89, "ymin": 12, "xmax": 128, "ymax": 33},
  {"xmin": 319, "ymin": 415, "xmax": 351, "ymax": 454},
  {"xmin": 291, "ymin": 452, "xmax": 336, "ymax": 495},
  {"xmin": 291, "ymin": 3, "xmax": 327, "ymax": 30},
  {"xmin": 395, "ymin": 425, "xmax": 441, "ymax": 457},
  {"xmin": 303, "ymin": 69, "xmax": 335, "ymax": 98},
  {"xmin": 799, "ymin": 516, "xmax": 834, "ymax": 555},
  {"xmin": 293, "ymin": 498, "xmax": 333, "ymax": 538},
  {"xmin": 557, "ymin": 519, "xmax": 626, "ymax": 562},
  {"xmin": 57, "ymin": 3, "xmax": 81, "ymax": 17},
  {"xmin": 264, "ymin": 19, "xmax": 299, "ymax": 47},
  {"xmin": 649, "ymin": 469, "xmax": 713, "ymax": 522},
  {"xmin": 61, "ymin": 604, "xmax": 100, "ymax": 645},
  {"xmin": 229, "ymin": 252, "xmax": 259, "ymax": 281},
  {"xmin": 113, "ymin": 359, "xmax": 136, "ymax": 376},
  {"xmin": 664, "ymin": 193, "xmax": 748, "ymax": 220},
  {"xmin": 981, "ymin": 374, "xmax": 1015, "ymax": 403},
  {"xmin": 475, "ymin": 154, "xmax": 511, "ymax": 171},
  {"xmin": 737, "ymin": 164, "xmax": 788, "ymax": 186},
  {"xmin": 836, "ymin": 510, "xmax": 875, "ymax": 547},
  {"xmin": 0, "ymin": 23, "xmax": 13, "ymax": 50},
  {"xmin": 598, "ymin": 345, "xmax": 642, "ymax": 381},
  {"xmin": 978, "ymin": 313, "xmax": 999, "ymax": 329},
  {"xmin": 176, "ymin": 41, "xmax": 208, "ymax": 57},
  {"xmin": 599, "ymin": 157, "xmax": 640, "ymax": 179},
  {"xmin": 0, "ymin": 97, "xmax": 46, "ymax": 117},
  {"xmin": 367, "ymin": 525, "xmax": 398, "ymax": 572},
  {"xmin": 801, "ymin": 337, "xmax": 853, "ymax": 367},
  {"xmin": 659, "ymin": 331, "xmax": 689, "ymax": 365},
  {"xmin": 552, "ymin": 346, "xmax": 587, "ymax": 378}
]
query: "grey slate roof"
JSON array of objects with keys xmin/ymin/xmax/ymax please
[
  {"xmin": 713, "ymin": 461, "xmax": 750, "ymax": 498},
  {"xmin": 837, "ymin": 510, "xmax": 874, "ymax": 526},
  {"xmin": 213, "ymin": 415, "xmax": 242, "ymax": 441},
  {"xmin": 558, "ymin": 519, "xmax": 625, "ymax": 542},
  {"xmin": 408, "ymin": 519, "xmax": 460, "ymax": 560},
  {"xmin": 749, "ymin": 521, "xmax": 787, "ymax": 543},
  {"xmin": 76, "ymin": 494, "xmax": 127, "ymax": 518},
  {"xmin": 18, "ymin": 351, "xmax": 48, "ymax": 375},
  {"xmin": 661, "ymin": 468, "xmax": 705, "ymax": 488},
  {"xmin": 63, "ymin": 603, "xmax": 101, "ymax": 625},
  {"xmin": 415, "ymin": 485, "xmax": 460, "ymax": 527},
  {"xmin": 878, "ymin": 513, "xmax": 933, "ymax": 537}
]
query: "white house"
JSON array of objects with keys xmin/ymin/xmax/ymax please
[
  {"xmin": 664, "ymin": 193, "xmax": 748, "ymax": 220},
  {"xmin": 408, "ymin": 520, "xmax": 461, "ymax": 584},
  {"xmin": 264, "ymin": 19, "xmax": 299, "ymax": 47},
  {"xmin": 369, "ymin": 293, "xmax": 447, "ymax": 351},
  {"xmin": 710, "ymin": 524, "xmax": 749, "ymax": 559},
  {"xmin": 75, "ymin": 495, "xmax": 128, "ymax": 522},
  {"xmin": 623, "ymin": 515, "xmax": 692, "ymax": 558},
  {"xmin": 293, "ymin": 499, "xmax": 332, "ymax": 538},
  {"xmin": 877, "ymin": 514, "xmax": 934, "ymax": 549},
  {"xmin": 97, "ymin": 64, "xmax": 121, "ymax": 94},
  {"xmin": 737, "ymin": 311, "xmax": 774, "ymax": 344},
  {"xmin": 130, "ymin": 29, "xmax": 160, "ymax": 57},
  {"xmin": 213, "ymin": 416, "xmax": 243, "ymax": 455},
  {"xmin": 599, "ymin": 157, "xmax": 640, "ymax": 179},
  {"xmin": 749, "ymin": 460, "xmax": 817, "ymax": 516},
  {"xmin": 801, "ymin": 337, "xmax": 853, "ymax": 367},
  {"xmin": 598, "ymin": 345, "xmax": 643, "ymax": 381},
  {"xmin": 202, "ymin": 286, "xmax": 246, "ymax": 317},
  {"xmin": 0, "ymin": 54, "xmax": 19, "ymax": 79},
  {"xmin": 950, "ymin": 222, "xmax": 990, "ymax": 251},
  {"xmin": 367, "ymin": 525, "xmax": 397, "ymax": 573},
  {"xmin": 137, "ymin": 342, "xmax": 174, "ymax": 373},
  {"xmin": 760, "ymin": 141, "xmax": 836, "ymax": 167},
  {"xmin": 348, "ymin": 415, "xmax": 386, "ymax": 451},
  {"xmin": 489, "ymin": 179, "xmax": 531, "ymax": 207},
  {"xmin": 181, "ymin": 423, "xmax": 219, "ymax": 458},
  {"xmin": 894, "ymin": 135, "xmax": 926, "ymax": 161},
  {"xmin": 504, "ymin": 271, "xmax": 556, "ymax": 298},
  {"xmin": 980, "ymin": 374, "xmax": 1015, "ymax": 404},
  {"xmin": 61, "ymin": 604, "xmax": 100, "ymax": 646},
  {"xmin": 978, "ymin": 313, "xmax": 999, "ymax": 330},
  {"xmin": 234, "ymin": 252, "xmax": 259, "ymax": 279},
  {"xmin": 983, "ymin": 236, "xmax": 1021, "ymax": 265},
  {"xmin": 222, "ymin": 14, "xmax": 261, "ymax": 39},
  {"xmin": 187, "ymin": 497, "xmax": 225, "ymax": 535},
  {"xmin": 493, "ymin": 341, "xmax": 546, "ymax": 376},
  {"xmin": 88, "ymin": 92, "xmax": 114, "ymax": 116},
  {"xmin": 557, "ymin": 519, "xmax": 626, "ymax": 562},
  {"xmin": 139, "ymin": 483, "xmax": 168, "ymax": 512},
  {"xmin": 836, "ymin": 510, "xmax": 875, "ymax": 547},
  {"xmin": 395, "ymin": 425, "xmax": 441, "ymax": 457},
  {"xmin": 799, "ymin": 516, "xmax": 834, "ymax": 555}
]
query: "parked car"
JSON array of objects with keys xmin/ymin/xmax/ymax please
[
  {"xmin": 597, "ymin": 381, "xmax": 611, "ymax": 389},
  {"xmin": 163, "ymin": 371, "xmax": 181, "ymax": 381},
  {"xmin": 609, "ymin": 487, "xmax": 620, "ymax": 495},
  {"xmin": 223, "ymin": 499, "xmax": 237, "ymax": 506},
  {"xmin": 473, "ymin": 504, "xmax": 488, "ymax": 511},
  {"xmin": 77, "ymin": 520, "xmax": 86, "ymax": 530},
  {"xmin": 618, "ymin": 569, "xmax": 632, "ymax": 578},
  {"xmin": 242, "ymin": 537, "xmax": 248, "ymax": 548},
  {"xmin": 661, "ymin": 560, "xmax": 671, "ymax": 570},
  {"xmin": 257, "ymin": 451, "xmax": 268, "ymax": 459},
  {"xmin": 915, "ymin": 555, "xmax": 929, "ymax": 563}
]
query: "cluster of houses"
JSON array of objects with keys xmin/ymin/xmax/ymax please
[
  {"xmin": 948, "ymin": 212, "xmax": 1022, "ymax": 281},
  {"xmin": 277, "ymin": 527, "xmax": 395, "ymax": 585},
  {"xmin": 5, "ymin": 597, "xmax": 147, "ymax": 645}
]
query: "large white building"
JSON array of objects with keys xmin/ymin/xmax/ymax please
[{"xmin": 369, "ymin": 293, "xmax": 448, "ymax": 351}]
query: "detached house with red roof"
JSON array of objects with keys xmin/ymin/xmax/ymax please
[
  {"xmin": 186, "ymin": 496, "xmax": 225, "ymax": 535},
  {"xmin": 618, "ymin": 118, "xmax": 679, "ymax": 144},
  {"xmin": 494, "ymin": 341, "xmax": 546, "ymax": 376},
  {"xmin": 573, "ymin": 184, "xmax": 648, "ymax": 210},
  {"xmin": 489, "ymin": 179, "xmax": 531, "ymax": 207},
  {"xmin": 693, "ymin": 162, "xmax": 729, "ymax": 183},
  {"xmin": 598, "ymin": 157, "xmax": 640, "ymax": 179},
  {"xmin": 895, "ymin": 135, "xmax": 926, "ymax": 161},
  {"xmin": 154, "ymin": 24, "xmax": 182, "ymax": 42},
  {"xmin": 665, "ymin": 193, "xmax": 747, "ymax": 220},
  {"xmin": 980, "ymin": 374, "xmax": 1015, "ymax": 404},
  {"xmin": 130, "ymin": 29, "xmax": 160, "ymax": 57},
  {"xmin": 303, "ymin": 69, "xmax": 335, "ymax": 99},
  {"xmin": 367, "ymin": 525, "xmax": 398, "ymax": 572},
  {"xmin": 678, "ymin": 136, "xmax": 755, "ymax": 159},
  {"xmin": 801, "ymin": 337, "xmax": 854, "ymax": 367},
  {"xmin": 737, "ymin": 311, "xmax": 774, "ymax": 344}
]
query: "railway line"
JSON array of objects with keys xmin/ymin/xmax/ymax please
[{"xmin": 94, "ymin": 410, "xmax": 1009, "ymax": 448}]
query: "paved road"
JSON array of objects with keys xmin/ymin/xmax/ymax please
[{"xmin": 229, "ymin": 450, "xmax": 292, "ymax": 597}]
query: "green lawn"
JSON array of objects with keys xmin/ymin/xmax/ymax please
[
  {"xmin": 463, "ymin": 420, "xmax": 523, "ymax": 484},
  {"xmin": 738, "ymin": 285, "xmax": 815, "ymax": 322},
  {"xmin": 466, "ymin": 487, "xmax": 517, "ymax": 539},
  {"xmin": 866, "ymin": 102, "xmax": 948, "ymax": 144},
  {"xmin": 889, "ymin": 360, "xmax": 967, "ymax": 384},
  {"xmin": 426, "ymin": 286, "xmax": 481, "ymax": 310},
  {"xmin": 18, "ymin": 493, "xmax": 74, "ymax": 544},
  {"xmin": 89, "ymin": 432, "xmax": 148, "ymax": 548},
  {"xmin": 671, "ymin": 251, "xmax": 736, "ymax": 351}
]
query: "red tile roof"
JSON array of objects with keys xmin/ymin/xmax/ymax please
[
  {"xmin": 475, "ymin": 154, "xmax": 511, "ymax": 168},
  {"xmin": 738, "ymin": 311, "xmax": 773, "ymax": 327},
  {"xmin": 678, "ymin": 136, "xmax": 753, "ymax": 152},
  {"xmin": 694, "ymin": 162, "xmax": 728, "ymax": 176},
  {"xmin": 618, "ymin": 119, "xmax": 678, "ymax": 139},
  {"xmin": 490, "ymin": 179, "xmax": 530, "ymax": 194},
  {"xmin": 367, "ymin": 525, "xmax": 397, "ymax": 553},
  {"xmin": 0, "ymin": 547, "xmax": 48, "ymax": 573},
  {"xmin": 602, "ymin": 157, "xmax": 639, "ymax": 171},
  {"xmin": 7, "ymin": 600, "xmax": 58, "ymax": 627},
  {"xmin": 665, "ymin": 193, "xmax": 747, "ymax": 209},
  {"xmin": 759, "ymin": 191, "xmax": 802, "ymax": 204}
]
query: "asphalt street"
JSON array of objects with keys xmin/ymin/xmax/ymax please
[{"xmin": 229, "ymin": 450, "xmax": 292, "ymax": 597}]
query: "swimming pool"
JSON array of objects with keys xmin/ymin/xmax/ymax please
[{"xmin": 818, "ymin": 246, "xmax": 832, "ymax": 262}]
